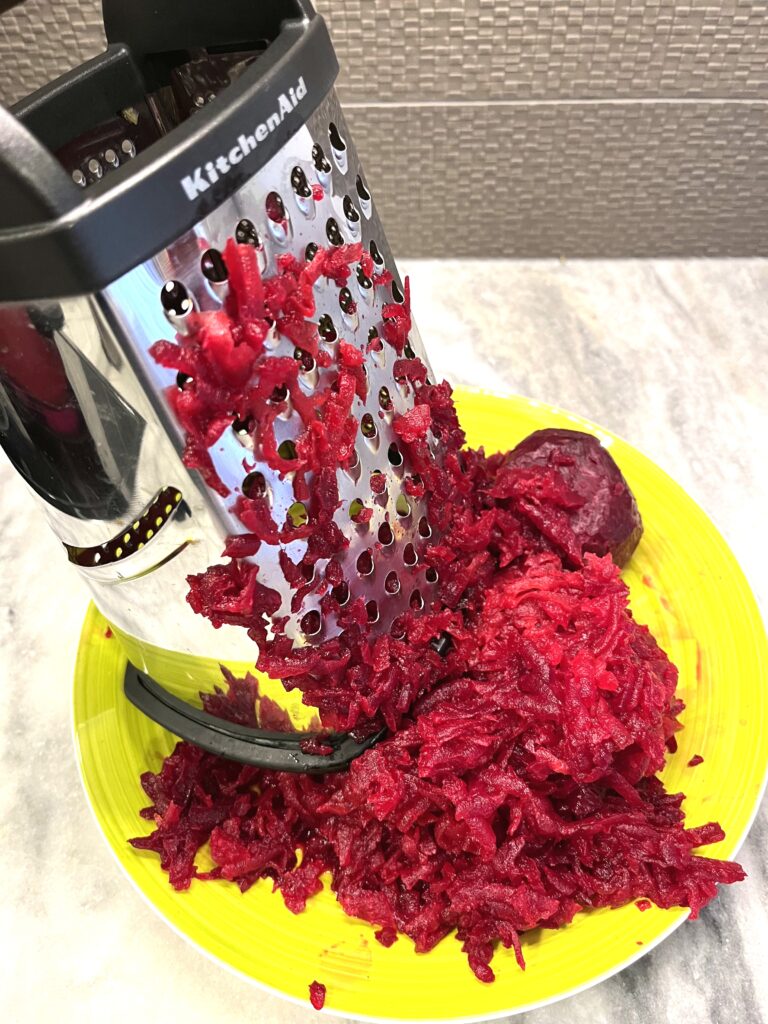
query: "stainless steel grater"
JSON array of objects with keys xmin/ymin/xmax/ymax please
[{"xmin": 0, "ymin": 0, "xmax": 439, "ymax": 769}]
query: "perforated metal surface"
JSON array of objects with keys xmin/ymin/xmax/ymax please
[{"xmin": 99, "ymin": 89, "xmax": 439, "ymax": 646}]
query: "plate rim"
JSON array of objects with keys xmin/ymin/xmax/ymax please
[{"xmin": 71, "ymin": 387, "xmax": 768, "ymax": 1024}]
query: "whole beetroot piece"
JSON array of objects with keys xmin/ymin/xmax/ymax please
[{"xmin": 504, "ymin": 428, "xmax": 643, "ymax": 567}]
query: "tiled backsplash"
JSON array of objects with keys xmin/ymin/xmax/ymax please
[{"xmin": 2, "ymin": 0, "xmax": 766, "ymax": 255}]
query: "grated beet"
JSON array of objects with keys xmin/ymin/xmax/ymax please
[
  {"xmin": 131, "ymin": 241, "xmax": 745, "ymax": 982},
  {"xmin": 309, "ymin": 980, "xmax": 326, "ymax": 1010}
]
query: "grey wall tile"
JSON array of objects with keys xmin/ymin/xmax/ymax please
[
  {"xmin": 1, "ymin": 2, "xmax": 766, "ymax": 256},
  {"xmin": 2, "ymin": 0, "xmax": 768, "ymax": 105},
  {"xmin": 322, "ymin": 0, "xmax": 768, "ymax": 101},
  {"xmin": 347, "ymin": 101, "xmax": 768, "ymax": 257},
  {"xmin": 0, "ymin": 0, "xmax": 104, "ymax": 106}
]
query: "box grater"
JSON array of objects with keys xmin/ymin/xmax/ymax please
[{"xmin": 0, "ymin": 0, "xmax": 440, "ymax": 769}]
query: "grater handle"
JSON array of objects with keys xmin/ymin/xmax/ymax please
[
  {"xmin": 124, "ymin": 663, "xmax": 385, "ymax": 773},
  {"xmin": 12, "ymin": 44, "xmax": 147, "ymax": 155},
  {"xmin": 0, "ymin": 106, "xmax": 77, "ymax": 228},
  {"xmin": 1, "ymin": 0, "xmax": 338, "ymax": 303},
  {"xmin": 104, "ymin": 0, "xmax": 317, "ymax": 84}
]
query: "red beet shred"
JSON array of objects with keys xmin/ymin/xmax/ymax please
[
  {"xmin": 309, "ymin": 980, "xmax": 326, "ymax": 1010},
  {"xmin": 131, "ymin": 240, "xmax": 744, "ymax": 983}
]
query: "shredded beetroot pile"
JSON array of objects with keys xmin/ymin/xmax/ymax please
[{"xmin": 131, "ymin": 241, "xmax": 745, "ymax": 984}]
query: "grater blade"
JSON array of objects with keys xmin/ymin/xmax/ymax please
[{"xmin": 101, "ymin": 89, "xmax": 442, "ymax": 652}]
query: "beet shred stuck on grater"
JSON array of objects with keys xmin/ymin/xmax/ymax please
[{"xmin": 0, "ymin": 0, "xmax": 443, "ymax": 770}]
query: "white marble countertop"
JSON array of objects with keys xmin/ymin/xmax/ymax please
[{"xmin": 2, "ymin": 259, "xmax": 767, "ymax": 1024}]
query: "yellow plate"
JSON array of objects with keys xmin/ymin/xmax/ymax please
[{"xmin": 73, "ymin": 389, "xmax": 768, "ymax": 1022}]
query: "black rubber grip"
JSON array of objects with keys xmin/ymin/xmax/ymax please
[{"xmin": 123, "ymin": 662, "xmax": 384, "ymax": 773}]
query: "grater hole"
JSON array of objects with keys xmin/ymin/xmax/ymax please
[
  {"xmin": 176, "ymin": 372, "xmax": 193, "ymax": 391},
  {"xmin": 378, "ymin": 386, "xmax": 392, "ymax": 410},
  {"xmin": 378, "ymin": 522, "xmax": 394, "ymax": 546},
  {"xmin": 404, "ymin": 341, "xmax": 416, "ymax": 360},
  {"xmin": 370, "ymin": 469, "xmax": 387, "ymax": 495},
  {"xmin": 331, "ymin": 581, "xmax": 350, "ymax": 606},
  {"xmin": 356, "ymin": 175, "xmax": 371, "ymax": 203},
  {"xmin": 356, "ymin": 549, "xmax": 374, "ymax": 577},
  {"xmin": 242, "ymin": 471, "xmax": 268, "ymax": 499},
  {"xmin": 339, "ymin": 288, "xmax": 356, "ymax": 316},
  {"xmin": 343, "ymin": 195, "xmax": 360, "ymax": 224},
  {"xmin": 312, "ymin": 142, "xmax": 331, "ymax": 174},
  {"xmin": 403, "ymin": 542, "xmax": 418, "ymax": 567},
  {"xmin": 418, "ymin": 515, "xmax": 432, "ymax": 538},
  {"xmin": 410, "ymin": 589, "xmax": 424, "ymax": 611},
  {"xmin": 301, "ymin": 561, "xmax": 316, "ymax": 583},
  {"xmin": 387, "ymin": 443, "xmax": 403, "ymax": 467},
  {"xmin": 201, "ymin": 248, "xmax": 228, "ymax": 283},
  {"xmin": 390, "ymin": 616, "xmax": 406, "ymax": 640},
  {"xmin": 266, "ymin": 191, "xmax": 286, "ymax": 222},
  {"xmin": 396, "ymin": 494, "xmax": 411, "ymax": 518},
  {"xmin": 277, "ymin": 391, "xmax": 295, "ymax": 420},
  {"xmin": 290, "ymin": 165, "xmax": 311, "ymax": 198},
  {"xmin": 425, "ymin": 567, "xmax": 439, "ymax": 584},
  {"xmin": 361, "ymin": 414, "xmax": 377, "ymax": 440},
  {"xmin": 384, "ymin": 570, "xmax": 400, "ymax": 595},
  {"xmin": 160, "ymin": 281, "xmax": 193, "ymax": 317},
  {"xmin": 300, "ymin": 610, "xmax": 322, "ymax": 637},
  {"xmin": 318, "ymin": 313, "xmax": 337, "ymax": 342},
  {"xmin": 369, "ymin": 239, "xmax": 384, "ymax": 267},
  {"xmin": 264, "ymin": 318, "xmax": 279, "ymax": 350},
  {"xmin": 349, "ymin": 498, "xmax": 369, "ymax": 524},
  {"xmin": 299, "ymin": 365, "xmax": 319, "ymax": 392},
  {"xmin": 328, "ymin": 121, "xmax": 346, "ymax": 153},
  {"xmin": 269, "ymin": 383, "xmax": 289, "ymax": 403},
  {"xmin": 294, "ymin": 347, "xmax": 316, "ymax": 373},
  {"xmin": 232, "ymin": 414, "xmax": 254, "ymax": 437},
  {"xmin": 391, "ymin": 280, "xmax": 405, "ymax": 303},
  {"xmin": 344, "ymin": 449, "xmax": 362, "ymax": 484},
  {"xmin": 368, "ymin": 327, "xmax": 385, "ymax": 366},
  {"xmin": 305, "ymin": 241, "xmax": 319, "ymax": 261},
  {"xmin": 326, "ymin": 218, "xmax": 343, "ymax": 246},
  {"xmin": 356, "ymin": 264, "xmax": 373, "ymax": 290},
  {"xmin": 277, "ymin": 439, "xmax": 297, "ymax": 461},
  {"xmin": 235, "ymin": 218, "xmax": 261, "ymax": 247},
  {"xmin": 366, "ymin": 599, "xmax": 380, "ymax": 623},
  {"xmin": 287, "ymin": 501, "xmax": 308, "ymax": 528},
  {"xmin": 430, "ymin": 632, "xmax": 453, "ymax": 657}
]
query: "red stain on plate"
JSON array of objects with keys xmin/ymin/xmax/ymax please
[
  {"xmin": 104, "ymin": 626, "xmax": 113, "ymax": 639},
  {"xmin": 641, "ymin": 575, "xmax": 674, "ymax": 614},
  {"xmin": 696, "ymin": 642, "xmax": 703, "ymax": 683},
  {"xmin": 688, "ymin": 754, "xmax": 704, "ymax": 767},
  {"xmin": 319, "ymin": 938, "xmax": 373, "ymax": 978}
]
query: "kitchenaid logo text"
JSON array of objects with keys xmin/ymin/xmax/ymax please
[{"xmin": 180, "ymin": 77, "xmax": 308, "ymax": 201}]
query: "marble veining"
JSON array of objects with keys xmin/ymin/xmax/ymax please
[{"xmin": 1, "ymin": 259, "xmax": 766, "ymax": 1024}]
